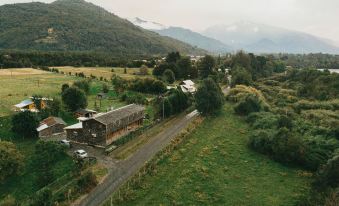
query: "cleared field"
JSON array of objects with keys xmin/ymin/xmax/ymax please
[
  {"xmin": 106, "ymin": 103, "xmax": 312, "ymax": 206},
  {"xmin": 0, "ymin": 69, "xmax": 77, "ymax": 117},
  {"xmin": 55, "ymin": 66, "xmax": 154, "ymax": 80},
  {"xmin": 0, "ymin": 68, "xmax": 127, "ymax": 117}
]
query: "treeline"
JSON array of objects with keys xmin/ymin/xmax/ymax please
[
  {"xmin": 275, "ymin": 53, "xmax": 339, "ymax": 69},
  {"xmin": 0, "ymin": 51, "xmax": 156, "ymax": 68}
]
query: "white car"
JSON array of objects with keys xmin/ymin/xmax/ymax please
[
  {"xmin": 60, "ymin": 140, "xmax": 71, "ymax": 148},
  {"xmin": 74, "ymin": 150, "xmax": 88, "ymax": 159}
]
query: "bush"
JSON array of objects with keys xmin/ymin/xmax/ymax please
[
  {"xmin": 163, "ymin": 69, "xmax": 175, "ymax": 84},
  {"xmin": 77, "ymin": 171, "xmax": 98, "ymax": 194},
  {"xmin": 120, "ymin": 92, "xmax": 147, "ymax": 105},
  {"xmin": 31, "ymin": 188, "xmax": 52, "ymax": 206},
  {"xmin": 129, "ymin": 78, "xmax": 166, "ymax": 94},
  {"xmin": 0, "ymin": 141, "xmax": 24, "ymax": 181},
  {"xmin": 0, "ymin": 195, "xmax": 16, "ymax": 206},
  {"xmin": 234, "ymin": 94, "xmax": 265, "ymax": 116}
]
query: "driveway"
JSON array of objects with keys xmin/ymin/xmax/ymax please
[{"xmin": 78, "ymin": 110, "xmax": 199, "ymax": 206}]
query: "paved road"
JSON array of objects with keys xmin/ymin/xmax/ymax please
[{"xmin": 79, "ymin": 110, "xmax": 199, "ymax": 206}]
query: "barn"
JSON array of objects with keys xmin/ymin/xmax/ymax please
[{"xmin": 65, "ymin": 104, "xmax": 145, "ymax": 147}]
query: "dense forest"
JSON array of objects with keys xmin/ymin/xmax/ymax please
[
  {"xmin": 0, "ymin": 0, "xmax": 203, "ymax": 55},
  {"xmin": 0, "ymin": 51, "xmax": 158, "ymax": 68},
  {"xmin": 274, "ymin": 53, "xmax": 339, "ymax": 69}
]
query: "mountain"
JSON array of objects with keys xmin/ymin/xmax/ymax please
[
  {"xmin": 203, "ymin": 21, "xmax": 339, "ymax": 54},
  {"xmin": 129, "ymin": 17, "xmax": 231, "ymax": 53},
  {"xmin": 0, "ymin": 0, "xmax": 203, "ymax": 56}
]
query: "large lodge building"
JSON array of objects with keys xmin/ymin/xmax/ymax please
[{"xmin": 65, "ymin": 104, "xmax": 145, "ymax": 147}]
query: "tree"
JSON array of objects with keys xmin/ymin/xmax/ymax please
[
  {"xmin": 198, "ymin": 55, "xmax": 216, "ymax": 78},
  {"xmin": 139, "ymin": 65, "xmax": 148, "ymax": 75},
  {"xmin": 12, "ymin": 111, "xmax": 39, "ymax": 138},
  {"xmin": 62, "ymin": 87, "xmax": 87, "ymax": 112},
  {"xmin": 195, "ymin": 78, "xmax": 224, "ymax": 115},
  {"xmin": 231, "ymin": 67, "xmax": 253, "ymax": 87},
  {"xmin": 33, "ymin": 141, "xmax": 66, "ymax": 187},
  {"xmin": 61, "ymin": 83, "xmax": 69, "ymax": 94},
  {"xmin": 111, "ymin": 74, "xmax": 127, "ymax": 93},
  {"xmin": 177, "ymin": 57, "xmax": 192, "ymax": 79},
  {"xmin": 166, "ymin": 52, "xmax": 181, "ymax": 63},
  {"xmin": 163, "ymin": 69, "xmax": 175, "ymax": 84},
  {"xmin": 0, "ymin": 195, "xmax": 16, "ymax": 206},
  {"xmin": 73, "ymin": 80, "xmax": 90, "ymax": 94},
  {"xmin": 0, "ymin": 141, "xmax": 24, "ymax": 181}
]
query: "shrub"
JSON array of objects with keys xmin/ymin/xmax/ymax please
[
  {"xmin": 77, "ymin": 171, "xmax": 98, "ymax": 194},
  {"xmin": 0, "ymin": 141, "xmax": 24, "ymax": 181},
  {"xmin": 0, "ymin": 195, "xmax": 16, "ymax": 206},
  {"xmin": 73, "ymin": 80, "xmax": 90, "ymax": 94},
  {"xmin": 163, "ymin": 69, "xmax": 175, "ymax": 84},
  {"xmin": 234, "ymin": 94, "xmax": 265, "ymax": 116}
]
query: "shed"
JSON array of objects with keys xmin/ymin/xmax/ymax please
[{"xmin": 37, "ymin": 117, "xmax": 66, "ymax": 138}]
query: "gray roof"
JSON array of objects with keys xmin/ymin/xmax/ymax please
[{"xmin": 93, "ymin": 104, "xmax": 145, "ymax": 125}]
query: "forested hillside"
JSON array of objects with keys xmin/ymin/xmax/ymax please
[{"xmin": 0, "ymin": 0, "xmax": 203, "ymax": 56}]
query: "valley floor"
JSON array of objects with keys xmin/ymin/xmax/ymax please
[{"xmin": 106, "ymin": 103, "xmax": 312, "ymax": 206}]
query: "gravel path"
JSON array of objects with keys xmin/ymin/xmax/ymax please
[{"xmin": 78, "ymin": 110, "xmax": 199, "ymax": 206}]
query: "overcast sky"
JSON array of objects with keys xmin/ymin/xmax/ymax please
[{"xmin": 1, "ymin": 0, "xmax": 339, "ymax": 43}]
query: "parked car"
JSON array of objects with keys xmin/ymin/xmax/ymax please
[
  {"xmin": 74, "ymin": 150, "xmax": 88, "ymax": 159},
  {"xmin": 59, "ymin": 139, "xmax": 71, "ymax": 148}
]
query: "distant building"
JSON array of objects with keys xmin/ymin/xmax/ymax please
[
  {"xmin": 37, "ymin": 117, "xmax": 66, "ymax": 138},
  {"xmin": 180, "ymin": 80, "xmax": 197, "ymax": 94},
  {"xmin": 75, "ymin": 109, "xmax": 97, "ymax": 118},
  {"xmin": 14, "ymin": 97, "xmax": 52, "ymax": 112},
  {"xmin": 65, "ymin": 104, "xmax": 145, "ymax": 147}
]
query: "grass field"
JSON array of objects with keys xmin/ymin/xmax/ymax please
[
  {"xmin": 55, "ymin": 66, "xmax": 154, "ymax": 80},
  {"xmin": 106, "ymin": 103, "xmax": 312, "ymax": 206},
  {"xmin": 0, "ymin": 69, "xmax": 77, "ymax": 117},
  {"xmin": 0, "ymin": 68, "xmax": 128, "ymax": 117}
]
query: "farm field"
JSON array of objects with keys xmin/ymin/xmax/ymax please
[
  {"xmin": 106, "ymin": 103, "xmax": 312, "ymax": 206},
  {"xmin": 0, "ymin": 69, "xmax": 77, "ymax": 117},
  {"xmin": 0, "ymin": 68, "xmax": 127, "ymax": 117},
  {"xmin": 55, "ymin": 66, "xmax": 154, "ymax": 80}
]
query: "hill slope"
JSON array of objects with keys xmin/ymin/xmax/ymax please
[
  {"xmin": 204, "ymin": 21, "xmax": 339, "ymax": 54},
  {"xmin": 129, "ymin": 17, "xmax": 231, "ymax": 53},
  {"xmin": 0, "ymin": 0, "xmax": 203, "ymax": 56}
]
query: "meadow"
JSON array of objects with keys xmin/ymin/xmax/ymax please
[
  {"xmin": 55, "ymin": 66, "xmax": 154, "ymax": 80},
  {"xmin": 106, "ymin": 103, "xmax": 312, "ymax": 206},
  {"xmin": 0, "ymin": 68, "xmax": 128, "ymax": 117}
]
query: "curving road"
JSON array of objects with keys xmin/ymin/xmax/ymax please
[{"xmin": 79, "ymin": 110, "xmax": 199, "ymax": 206}]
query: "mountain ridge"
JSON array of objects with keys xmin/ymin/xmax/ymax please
[{"xmin": 0, "ymin": 0, "xmax": 204, "ymax": 56}]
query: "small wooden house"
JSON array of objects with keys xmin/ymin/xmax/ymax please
[
  {"xmin": 65, "ymin": 104, "xmax": 145, "ymax": 147},
  {"xmin": 14, "ymin": 97, "xmax": 51, "ymax": 112},
  {"xmin": 37, "ymin": 117, "xmax": 66, "ymax": 138},
  {"xmin": 75, "ymin": 109, "xmax": 97, "ymax": 118}
]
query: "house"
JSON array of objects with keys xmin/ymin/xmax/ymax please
[
  {"xmin": 180, "ymin": 80, "xmax": 197, "ymax": 94},
  {"xmin": 65, "ymin": 104, "xmax": 145, "ymax": 147},
  {"xmin": 14, "ymin": 97, "xmax": 52, "ymax": 112},
  {"xmin": 37, "ymin": 117, "xmax": 66, "ymax": 138},
  {"xmin": 75, "ymin": 109, "xmax": 97, "ymax": 118}
]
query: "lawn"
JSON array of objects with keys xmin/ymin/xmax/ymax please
[
  {"xmin": 55, "ymin": 66, "xmax": 154, "ymax": 81},
  {"xmin": 105, "ymin": 103, "xmax": 312, "ymax": 206}
]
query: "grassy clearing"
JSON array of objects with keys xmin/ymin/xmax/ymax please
[
  {"xmin": 0, "ymin": 68, "xmax": 77, "ymax": 117},
  {"xmin": 112, "ymin": 114, "xmax": 186, "ymax": 160},
  {"xmin": 55, "ymin": 66, "xmax": 154, "ymax": 80},
  {"xmin": 106, "ymin": 103, "xmax": 312, "ymax": 206}
]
